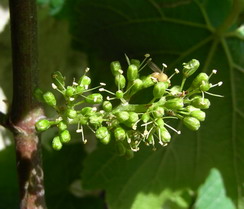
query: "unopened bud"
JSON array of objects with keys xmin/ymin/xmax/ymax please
[
  {"xmin": 182, "ymin": 59, "xmax": 200, "ymax": 78},
  {"xmin": 183, "ymin": 116, "xmax": 200, "ymax": 131}
]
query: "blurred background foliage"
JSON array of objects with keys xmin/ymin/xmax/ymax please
[{"xmin": 0, "ymin": 0, "xmax": 244, "ymax": 208}]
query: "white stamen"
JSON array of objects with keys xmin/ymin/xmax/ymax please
[
  {"xmin": 141, "ymin": 121, "xmax": 153, "ymax": 127},
  {"xmin": 145, "ymin": 53, "xmax": 150, "ymax": 57},
  {"xmin": 77, "ymin": 125, "xmax": 87, "ymax": 144},
  {"xmin": 131, "ymin": 147, "xmax": 139, "ymax": 152},
  {"xmin": 132, "ymin": 120, "xmax": 140, "ymax": 130},
  {"xmin": 100, "ymin": 82, "xmax": 106, "ymax": 86},
  {"xmin": 164, "ymin": 123, "xmax": 181, "ymax": 134},
  {"xmin": 127, "ymin": 138, "xmax": 131, "ymax": 143},
  {"xmin": 143, "ymin": 130, "xmax": 149, "ymax": 136},
  {"xmin": 73, "ymin": 81, "xmax": 78, "ymax": 86},
  {"xmin": 212, "ymin": 69, "xmax": 217, "ymax": 74},
  {"xmin": 92, "ymin": 107, "xmax": 97, "ymax": 111},
  {"xmin": 159, "ymin": 140, "xmax": 164, "ymax": 145},
  {"xmin": 85, "ymin": 85, "xmax": 89, "ymax": 90},
  {"xmin": 175, "ymin": 68, "xmax": 179, "ymax": 74},
  {"xmin": 205, "ymin": 92, "xmax": 224, "ymax": 97},
  {"xmin": 85, "ymin": 67, "xmax": 90, "ymax": 72},
  {"xmin": 210, "ymin": 81, "xmax": 223, "ymax": 88},
  {"xmin": 52, "ymin": 83, "xmax": 57, "ymax": 89},
  {"xmin": 146, "ymin": 126, "xmax": 154, "ymax": 139},
  {"xmin": 99, "ymin": 88, "xmax": 115, "ymax": 95},
  {"xmin": 70, "ymin": 97, "xmax": 75, "ymax": 101},
  {"xmin": 162, "ymin": 63, "xmax": 167, "ymax": 68},
  {"xmin": 122, "ymin": 102, "xmax": 129, "ymax": 106},
  {"xmin": 218, "ymin": 81, "xmax": 223, "ymax": 86},
  {"xmin": 158, "ymin": 128, "xmax": 162, "ymax": 144}
]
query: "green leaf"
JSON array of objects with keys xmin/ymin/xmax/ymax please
[
  {"xmin": 0, "ymin": 146, "xmax": 19, "ymax": 209},
  {"xmin": 69, "ymin": 0, "xmax": 244, "ymax": 208},
  {"xmin": 195, "ymin": 168, "xmax": 235, "ymax": 209},
  {"xmin": 43, "ymin": 144, "xmax": 104, "ymax": 209},
  {"xmin": 37, "ymin": 0, "xmax": 66, "ymax": 15}
]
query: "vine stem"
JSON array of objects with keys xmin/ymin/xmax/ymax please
[{"xmin": 8, "ymin": 0, "xmax": 47, "ymax": 208}]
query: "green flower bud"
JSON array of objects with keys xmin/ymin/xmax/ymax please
[
  {"xmin": 75, "ymin": 85, "xmax": 85, "ymax": 94},
  {"xmin": 165, "ymin": 98, "xmax": 184, "ymax": 110},
  {"xmin": 141, "ymin": 113, "xmax": 150, "ymax": 123},
  {"xmin": 127, "ymin": 64, "xmax": 139, "ymax": 81},
  {"xmin": 110, "ymin": 118, "xmax": 120, "ymax": 128},
  {"xmin": 51, "ymin": 71, "xmax": 65, "ymax": 91},
  {"xmin": 79, "ymin": 115, "xmax": 88, "ymax": 125},
  {"xmin": 190, "ymin": 73, "xmax": 209, "ymax": 89},
  {"xmin": 52, "ymin": 136, "xmax": 63, "ymax": 150},
  {"xmin": 102, "ymin": 101, "xmax": 112, "ymax": 112},
  {"xmin": 183, "ymin": 116, "xmax": 200, "ymax": 131},
  {"xmin": 153, "ymin": 82, "xmax": 168, "ymax": 98},
  {"xmin": 160, "ymin": 127, "xmax": 171, "ymax": 143},
  {"xmin": 114, "ymin": 127, "xmax": 126, "ymax": 141},
  {"xmin": 130, "ymin": 79, "xmax": 143, "ymax": 96},
  {"xmin": 190, "ymin": 110, "xmax": 206, "ymax": 121},
  {"xmin": 157, "ymin": 97, "xmax": 166, "ymax": 106},
  {"xmin": 155, "ymin": 118, "xmax": 164, "ymax": 129},
  {"xmin": 191, "ymin": 97, "xmax": 210, "ymax": 109},
  {"xmin": 128, "ymin": 112, "xmax": 139, "ymax": 123},
  {"xmin": 60, "ymin": 130, "xmax": 71, "ymax": 143},
  {"xmin": 81, "ymin": 107, "xmax": 96, "ymax": 116},
  {"xmin": 131, "ymin": 59, "xmax": 140, "ymax": 68},
  {"xmin": 34, "ymin": 88, "xmax": 44, "ymax": 102},
  {"xmin": 185, "ymin": 105, "xmax": 199, "ymax": 112},
  {"xmin": 115, "ymin": 74, "xmax": 126, "ymax": 89},
  {"xmin": 116, "ymin": 90, "xmax": 124, "ymax": 99},
  {"xmin": 182, "ymin": 59, "xmax": 200, "ymax": 78},
  {"xmin": 36, "ymin": 119, "xmax": 51, "ymax": 132},
  {"xmin": 65, "ymin": 86, "xmax": 75, "ymax": 97},
  {"xmin": 78, "ymin": 75, "xmax": 91, "ymax": 87},
  {"xmin": 66, "ymin": 109, "xmax": 77, "ymax": 119},
  {"xmin": 95, "ymin": 127, "xmax": 111, "ymax": 144},
  {"xmin": 116, "ymin": 111, "xmax": 129, "ymax": 122},
  {"xmin": 141, "ymin": 75, "xmax": 156, "ymax": 88},
  {"xmin": 110, "ymin": 61, "xmax": 122, "ymax": 76},
  {"xmin": 153, "ymin": 106, "xmax": 165, "ymax": 118},
  {"xmin": 100, "ymin": 134, "xmax": 111, "ymax": 144},
  {"xmin": 169, "ymin": 85, "xmax": 181, "ymax": 96},
  {"xmin": 85, "ymin": 93, "xmax": 103, "ymax": 104},
  {"xmin": 95, "ymin": 127, "xmax": 109, "ymax": 140},
  {"xmin": 200, "ymin": 81, "xmax": 211, "ymax": 91},
  {"xmin": 116, "ymin": 142, "xmax": 126, "ymax": 156},
  {"xmin": 57, "ymin": 121, "xmax": 67, "ymax": 131},
  {"xmin": 43, "ymin": 91, "xmax": 56, "ymax": 107},
  {"xmin": 89, "ymin": 115, "xmax": 103, "ymax": 126}
]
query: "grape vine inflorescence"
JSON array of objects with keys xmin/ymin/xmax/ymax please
[{"xmin": 35, "ymin": 54, "xmax": 222, "ymax": 158}]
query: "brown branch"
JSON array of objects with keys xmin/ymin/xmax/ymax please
[{"xmin": 8, "ymin": 0, "xmax": 47, "ymax": 208}]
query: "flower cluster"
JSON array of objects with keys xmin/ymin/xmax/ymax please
[{"xmin": 35, "ymin": 55, "xmax": 222, "ymax": 157}]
